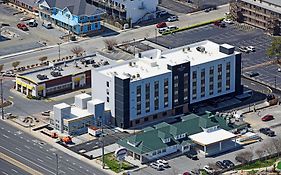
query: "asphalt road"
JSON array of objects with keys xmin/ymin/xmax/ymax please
[
  {"xmin": 0, "ymin": 5, "xmax": 229, "ymax": 71},
  {"xmin": 0, "ymin": 158, "xmax": 31, "ymax": 175},
  {"xmin": 0, "ymin": 121, "xmax": 109, "ymax": 175}
]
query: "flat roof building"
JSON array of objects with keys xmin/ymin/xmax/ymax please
[
  {"xmin": 230, "ymin": 0, "xmax": 281, "ymax": 35},
  {"xmin": 15, "ymin": 53, "xmax": 115, "ymax": 98},
  {"xmin": 92, "ymin": 40, "xmax": 242, "ymax": 129}
]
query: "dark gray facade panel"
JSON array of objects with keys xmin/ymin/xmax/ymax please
[
  {"xmin": 114, "ymin": 77, "xmax": 130, "ymax": 129},
  {"xmin": 235, "ymin": 53, "xmax": 243, "ymax": 94}
]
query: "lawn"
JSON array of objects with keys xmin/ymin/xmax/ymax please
[
  {"xmin": 101, "ymin": 153, "xmax": 135, "ymax": 173},
  {"xmin": 237, "ymin": 157, "xmax": 278, "ymax": 170},
  {"xmin": 277, "ymin": 161, "xmax": 281, "ymax": 170}
]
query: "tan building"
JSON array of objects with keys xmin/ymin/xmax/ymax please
[{"xmin": 230, "ymin": 0, "xmax": 281, "ymax": 35}]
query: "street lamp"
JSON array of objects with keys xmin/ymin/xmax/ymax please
[
  {"xmin": 54, "ymin": 153, "xmax": 59, "ymax": 175},
  {"xmin": 133, "ymin": 38, "xmax": 136, "ymax": 55}
]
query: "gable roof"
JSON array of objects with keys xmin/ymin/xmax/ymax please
[
  {"xmin": 118, "ymin": 112, "xmax": 245, "ymax": 155},
  {"xmin": 42, "ymin": 0, "xmax": 104, "ymax": 16}
]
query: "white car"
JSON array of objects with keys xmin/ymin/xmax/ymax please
[
  {"xmin": 150, "ymin": 162, "xmax": 164, "ymax": 171},
  {"xmin": 223, "ymin": 18, "xmax": 233, "ymax": 24},
  {"xmin": 246, "ymin": 46, "xmax": 255, "ymax": 52},
  {"xmin": 156, "ymin": 159, "xmax": 169, "ymax": 168},
  {"xmin": 278, "ymin": 68, "xmax": 281, "ymax": 72},
  {"xmin": 167, "ymin": 16, "xmax": 178, "ymax": 22},
  {"xmin": 203, "ymin": 165, "xmax": 215, "ymax": 174}
]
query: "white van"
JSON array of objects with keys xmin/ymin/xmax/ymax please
[
  {"xmin": 158, "ymin": 27, "xmax": 168, "ymax": 34},
  {"xmin": 167, "ymin": 25, "xmax": 178, "ymax": 31},
  {"xmin": 42, "ymin": 22, "xmax": 52, "ymax": 29}
]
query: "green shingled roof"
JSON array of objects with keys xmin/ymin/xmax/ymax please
[{"xmin": 118, "ymin": 112, "xmax": 246, "ymax": 155}]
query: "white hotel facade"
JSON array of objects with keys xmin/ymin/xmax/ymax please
[{"xmin": 92, "ymin": 40, "xmax": 242, "ymax": 129}]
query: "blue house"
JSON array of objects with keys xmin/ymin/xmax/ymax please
[{"xmin": 37, "ymin": 0, "xmax": 105, "ymax": 35}]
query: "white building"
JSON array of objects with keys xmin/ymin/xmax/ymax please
[
  {"xmin": 89, "ymin": 0, "xmax": 158, "ymax": 23},
  {"xmin": 92, "ymin": 40, "xmax": 243, "ymax": 129}
]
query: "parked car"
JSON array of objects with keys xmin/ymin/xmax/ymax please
[
  {"xmin": 238, "ymin": 46, "xmax": 250, "ymax": 53},
  {"xmin": 216, "ymin": 161, "xmax": 227, "ymax": 169},
  {"xmin": 27, "ymin": 19, "xmax": 37, "ymax": 27},
  {"xmin": 223, "ymin": 18, "xmax": 234, "ymax": 24},
  {"xmin": 17, "ymin": 23, "xmax": 28, "ymax": 31},
  {"xmin": 261, "ymin": 114, "xmax": 274, "ymax": 121},
  {"xmin": 167, "ymin": 25, "xmax": 178, "ymax": 30},
  {"xmin": 20, "ymin": 17, "xmax": 33, "ymax": 21},
  {"xmin": 159, "ymin": 10, "xmax": 168, "ymax": 16},
  {"xmin": 41, "ymin": 110, "xmax": 51, "ymax": 116},
  {"xmin": 223, "ymin": 160, "xmax": 235, "ymax": 168},
  {"xmin": 183, "ymin": 172, "xmax": 191, "ymax": 175},
  {"xmin": 150, "ymin": 162, "xmax": 164, "ymax": 171},
  {"xmin": 156, "ymin": 159, "xmax": 169, "ymax": 168},
  {"xmin": 186, "ymin": 151, "xmax": 198, "ymax": 160},
  {"xmin": 42, "ymin": 22, "xmax": 52, "ymax": 29},
  {"xmin": 167, "ymin": 15, "xmax": 178, "ymax": 22},
  {"xmin": 247, "ymin": 71, "xmax": 259, "ymax": 77},
  {"xmin": 278, "ymin": 68, "xmax": 281, "ymax": 72},
  {"xmin": 267, "ymin": 94, "xmax": 275, "ymax": 101},
  {"xmin": 156, "ymin": 22, "xmax": 167, "ymax": 28},
  {"xmin": 1, "ymin": 23, "xmax": 10, "ymax": 26},
  {"xmin": 203, "ymin": 165, "xmax": 214, "ymax": 174},
  {"xmin": 158, "ymin": 27, "xmax": 169, "ymax": 34},
  {"xmin": 246, "ymin": 46, "xmax": 255, "ymax": 52},
  {"xmin": 259, "ymin": 127, "xmax": 275, "ymax": 137}
]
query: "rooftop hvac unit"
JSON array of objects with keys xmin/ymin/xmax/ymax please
[
  {"xmin": 196, "ymin": 46, "xmax": 205, "ymax": 53},
  {"xmin": 136, "ymin": 73, "xmax": 140, "ymax": 78},
  {"xmin": 37, "ymin": 74, "xmax": 48, "ymax": 80},
  {"xmin": 50, "ymin": 70, "xmax": 61, "ymax": 77}
]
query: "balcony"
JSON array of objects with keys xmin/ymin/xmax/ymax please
[{"xmin": 241, "ymin": 5, "xmax": 270, "ymax": 18}]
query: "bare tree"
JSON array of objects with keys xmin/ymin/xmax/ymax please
[
  {"xmin": 71, "ymin": 46, "xmax": 84, "ymax": 57},
  {"xmin": 0, "ymin": 64, "xmax": 4, "ymax": 73},
  {"xmin": 12, "ymin": 61, "xmax": 20, "ymax": 70},
  {"xmin": 104, "ymin": 39, "xmax": 117, "ymax": 50},
  {"xmin": 38, "ymin": 56, "xmax": 48, "ymax": 63},
  {"xmin": 236, "ymin": 151, "xmax": 254, "ymax": 164},
  {"xmin": 255, "ymin": 149, "xmax": 265, "ymax": 160}
]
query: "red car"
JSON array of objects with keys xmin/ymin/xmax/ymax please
[
  {"xmin": 17, "ymin": 23, "xmax": 28, "ymax": 31},
  {"xmin": 183, "ymin": 172, "xmax": 191, "ymax": 175},
  {"xmin": 156, "ymin": 22, "xmax": 167, "ymax": 28},
  {"xmin": 261, "ymin": 114, "xmax": 274, "ymax": 121}
]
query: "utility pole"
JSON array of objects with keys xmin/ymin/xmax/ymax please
[
  {"xmin": 155, "ymin": 28, "xmax": 157, "ymax": 44},
  {"xmin": 57, "ymin": 43, "xmax": 61, "ymax": 60},
  {"xmin": 1, "ymin": 78, "xmax": 4, "ymax": 120},
  {"xmin": 55, "ymin": 153, "xmax": 58, "ymax": 175},
  {"xmin": 100, "ymin": 117, "xmax": 105, "ymax": 169},
  {"xmin": 133, "ymin": 38, "xmax": 136, "ymax": 55}
]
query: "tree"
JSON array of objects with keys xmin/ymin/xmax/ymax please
[
  {"xmin": 104, "ymin": 39, "xmax": 117, "ymax": 51},
  {"xmin": 71, "ymin": 46, "xmax": 84, "ymax": 57},
  {"xmin": 255, "ymin": 149, "xmax": 265, "ymax": 160},
  {"xmin": 12, "ymin": 61, "xmax": 20, "ymax": 69},
  {"xmin": 38, "ymin": 56, "xmax": 47, "ymax": 63},
  {"xmin": 267, "ymin": 37, "xmax": 281, "ymax": 62},
  {"xmin": 0, "ymin": 64, "xmax": 4, "ymax": 73},
  {"xmin": 236, "ymin": 151, "xmax": 254, "ymax": 164}
]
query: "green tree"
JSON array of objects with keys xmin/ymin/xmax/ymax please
[
  {"xmin": 12, "ymin": 61, "xmax": 20, "ymax": 69},
  {"xmin": 267, "ymin": 37, "xmax": 281, "ymax": 62}
]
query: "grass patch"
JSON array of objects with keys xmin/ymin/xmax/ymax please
[
  {"xmin": 277, "ymin": 161, "xmax": 281, "ymax": 170},
  {"xmin": 100, "ymin": 153, "xmax": 135, "ymax": 173},
  {"xmin": 237, "ymin": 157, "xmax": 278, "ymax": 170},
  {"xmin": 162, "ymin": 17, "xmax": 225, "ymax": 35}
]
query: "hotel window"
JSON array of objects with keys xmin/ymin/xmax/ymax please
[
  {"xmin": 164, "ymin": 79, "xmax": 169, "ymax": 108},
  {"xmin": 145, "ymin": 83, "xmax": 150, "ymax": 112},
  {"xmin": 107, "ymin": 97, "xmax": 109, "ymax": 102},
  {"xmin": 136, "ymin": 85, "xmax": 141, "ymax": 115},
  {"xmin": 192, "ymin": 71, "xmax": 197, "ymax": 79},
  {"xmin": 209, "ymin": 66, "xmax": 214, "ymax": 75},
  {"xmin": 154, "ymin": 81, "xmax": 159, "ymax": 110},
  {"xmin": 106, "ymin": 81, "xmax": 109, "ymax": 87}
]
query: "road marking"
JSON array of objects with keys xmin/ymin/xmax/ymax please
[
  {"xmin": 15, "ymin": 148, "xmax": 21, "ymax": 151},
  {"xmin": 66, "ymin": 159, "xmax": 69, "ymax": 162},
  {"xmin": 39, "ymin": 146, "xmax": 43, "ymax": 149},
  {"xmin": 251, "ymin": 83, "xmax": 255, "ymax": 85},
  {"xmin": 60, "ymin": 170, "xmax": 66, "ymax": 174},
  {"xmin": 72, "ymin": 162, "xmax": 75, "ymax": 165},
  {"xmin": 46, "ymin": 156, "xmax": 52, "ymax": 160},
  {"xmin": 7, "ymin": 130, "xmax": 10, "ymax": 133},
  {"xmin": 2, "ymin": 171, "xmax": 8, "ymax": 175},
  {"xmin": 26, "ymin": 140, "xmax": 30, "ymax": 142},
  {"xmin": 80, "ymin": 166, "xmax": 82, "ymax": 169},
  {"xmin": 11, "ymin": 169, "xmax": 18, "ymax": 173},
  {"xmin": 37, "ymin": 158, "xmax": 43, "ymax": 163},
  {"xmin": 20, "ymin": 137, "xmax": 23, "ymax": 139},
  {"xmin": 3, "ymin": 134, "xmax": 9, "ymax": 138},
  {"xmin": 24, "ymin": 145, "xmax": 30, "ymax": 149},
  {"xmin": 68, "ymin": 167, "xmax": 74, "ymax": 171},
  {"xmin": 1, "ymin": 127, "xmax": 4, "ymax": 129},
  {"xmin": 86, "ymin": 169, "xmax": 89, "ymax": 172}
]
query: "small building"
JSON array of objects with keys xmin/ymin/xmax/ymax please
[
  {"xmin": 117, "ymin": 112, "xmax": 243, "ymax": 163},
  {"xmin": 49, "ymin": 94, "xmax": 107, "ymax": 135},
  {"xmin": 89, "ymin": 0, "xmax": 158, "ymax": 24},
  {"xmin": 15, "ymin": 53, "xmax": 113, "ymax": 98},
  {"xmin": 37, "ymin": 0, "xmax": 105, "ymax": 35},
  {"xmin": 8, "ymin": 0, "xmax": 38, "ymax": 12},
  {"xmin": 230, "ymin": 0, "xmax": 281, "ymax": 35},
  {"xmin": 88, "ymin": 126, "xmax": 102, "ymax": 137}
]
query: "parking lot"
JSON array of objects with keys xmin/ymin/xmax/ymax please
[{"xmin": 0, "ymin": 3, "xmax": 65, "ymax": 56}]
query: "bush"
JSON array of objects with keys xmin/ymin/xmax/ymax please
[
  {"xmin": 102, "ymin": 153, "xmax": 134, "ymax": 173},
  {"xmin": 162, "ymin": 18, "xmax": 225, "ymax": 35}
]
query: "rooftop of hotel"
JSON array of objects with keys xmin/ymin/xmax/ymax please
[
  {"xmin": 98, "ymin": 40, "xmax": 237, "ymax": 81},
  {"xmin": 18, "ymin": 53, "xmax": 115, "ymax": 84}
]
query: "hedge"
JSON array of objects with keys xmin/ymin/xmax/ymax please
[{"xmin": 162, "ymin": 17, "xmax": 225, "ymax": 35}]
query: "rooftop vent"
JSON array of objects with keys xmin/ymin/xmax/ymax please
[
  {"xmin": 182, "ymin": 47, "xmax": 190, "ymax": 53},
  {"xmin": 37, "ymin": 74, "xmax": 48, "ymax": 80},
  {"xmin": 50, "ymin": 70, "xmax": 61, "ymax": 77},
  {"xmin": 196, "ymin": 46, "xmax": 206, "ymax": 53}
]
